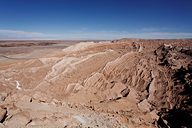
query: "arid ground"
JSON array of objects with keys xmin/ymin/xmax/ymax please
[{"xmin": 0, "ymin": 39, "xmax": 192, "ymax": 128}]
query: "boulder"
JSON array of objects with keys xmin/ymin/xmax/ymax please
[
  {"xmin": 106, "ymin": 83, "xmax": 128, "ymax": 100},
  {"xmin": 4, "ymin": 111, "xmax": 31, "ymax": 127},
  {"xmin": 20, "ymin": 95, "xmax": 32, "ymax": 102},
  {"xmin": 0, "ymin": 93, "xmax": 7, "ymax": 102},
  {"xmin": 0, "ymin": 123, "xmax": 4, "ymax": 128},
  {"xmin": 138, "ymin": 99, "xmax": 151, "ymax": 113},
  {"xmin": 32, "ymin": 91, "xmax": 51, "ymax": 102}
]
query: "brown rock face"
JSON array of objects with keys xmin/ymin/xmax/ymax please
[
  {"xmin": 0, "ymin": 108, "xmax": 6, "ymax": 122},
  {"xmin": 0, "ymin": 39, "xmax": 192, "ymax": 128}
]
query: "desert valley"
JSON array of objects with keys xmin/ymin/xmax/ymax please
[{"xmin": 0, "ymin": 39, "xmax": 192, "ymax": 128}]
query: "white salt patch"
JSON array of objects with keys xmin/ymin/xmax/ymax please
[
  {"xmin": 15, "ymin": 80, "xmax": 22, "ymax": 90},
  {"xmin": 164, "ymin": 44, "xmax": 173, "ymax": 48},
  {"xmin": 107, "ymin": 49, "xmax": 114, "ymax": 52},
  {"xmin": 73, "ymin": 115, "xmax": 86, "ymax": 124},
  {"xmin": 98, "ymin": 41, "xmax": 111, "ymax": 43},
  {"xmin": 139, "ymin": 46, "xmax": 143, "ymax": 52},
  {"xmin": 4, "ymin": 78, "xmax": 11, "ymax": 81}
]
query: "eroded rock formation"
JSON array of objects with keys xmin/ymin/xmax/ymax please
[{"xmin": 0, "ymin": 39, "xmax": 192, "ymax": 127}]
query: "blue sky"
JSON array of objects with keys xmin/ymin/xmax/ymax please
[{"xmin": 0, "ymin": 0, "xmax": 192, "ymax": 39}]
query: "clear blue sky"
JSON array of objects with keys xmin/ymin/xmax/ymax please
[{"xmin": 0, "ymin": 0, "xmax": 192, "ymax": 39}]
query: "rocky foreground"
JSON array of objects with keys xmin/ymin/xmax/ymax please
[{"xmin": 0, "ymin": 39, "xmax": 192, "ymax": 128}]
